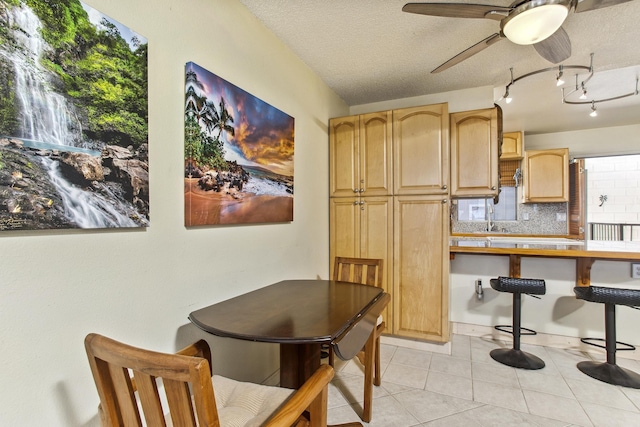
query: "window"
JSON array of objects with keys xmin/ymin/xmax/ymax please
[{"xmin": 457, "ymin": 187, "xmax": 517, "ymax": 222}]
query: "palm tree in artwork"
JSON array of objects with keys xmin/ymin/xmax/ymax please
[{"xmin": 212, "ymin": 97, "xmax": 235, "ymax": 141}]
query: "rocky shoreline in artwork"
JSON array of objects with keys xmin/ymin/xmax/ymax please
[
  {"xmin": 0, "ymin": 137, "xmax": 149, "ymax": 230},
  {"xmin": 187, "ymin": 161, "xmax": 293, "ymax": 199}
]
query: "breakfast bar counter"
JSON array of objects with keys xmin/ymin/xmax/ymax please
[{"xmin": 450, "ymin": 236, "xmax": 640, "ymax": 286}]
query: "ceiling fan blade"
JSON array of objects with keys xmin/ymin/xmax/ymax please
[
  {"xmin": 573, "ymin": 0, "xmax": 634, "ymax": 13},
  {"xmin": 432, "ymin": 33, "xmax": 504, "ymax": 73},
  {"xmin": 533, "ymin": 27, "xmax": 571, "ymax": 64},
  {"xmin": 402, "ymin": 3, "xmax": 511, "ymax": 20}
]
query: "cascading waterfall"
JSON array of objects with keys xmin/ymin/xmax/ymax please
[
  {"xmin": 41, "ymin": 158, "xmax": 138, "ymax": 228},
  {"xmin": 4, "ymin": 5, "xmax": 84, "ymax": 147},
  {"xmin": 0, "ymin": 4, "xmax": 145, "ymax": 228}
]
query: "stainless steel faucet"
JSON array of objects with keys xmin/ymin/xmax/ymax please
[{"xmin": 487, "ymin": 205, "xmax": 495, "ymax": 232}]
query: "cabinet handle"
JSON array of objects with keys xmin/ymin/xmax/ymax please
[
  {"xmin": 360, "ymin": 188, "xmax": 365, "ymax": 193},
  {"xmin": 491, "ymin": 186, "xmax": 496, "ymax": 190},
  {"xmin": 442, "ymin": 185, "xmax": 447, "ymax": 190},
  {"xmin": 442, "ymin": 199, "xmax": 447, "ymax": 204},
  {"xmin": 353, "ymin": 189, "xmax": 359, "ymax": 193},
  {"xmin": 353, "ymin": 201, "xmax": 359, "ymax": 206}
]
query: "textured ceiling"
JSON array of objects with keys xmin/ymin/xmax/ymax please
[{"xmin": 239, "ymin": 0, "xmax": 640, "ymax": 135}]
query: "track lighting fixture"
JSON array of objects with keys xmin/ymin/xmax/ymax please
[
  {"xmin": 499, "ymin": 53, "xmax": 639, "ymax": 119},
  {"xmin": 504, "ymin": 87, "xmax": 512, "ymax": 104},
  {"xmin": 556, "ymin": 65, "xmax": 565, "ymax": 86}
]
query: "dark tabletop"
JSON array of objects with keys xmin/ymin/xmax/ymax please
[{"xmin": 188, "ymin": 279, "xmax": 384, "ymax": 344}]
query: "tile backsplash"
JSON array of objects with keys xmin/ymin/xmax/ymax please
[{"xmin": 451, "ymin": 199, "xmax": 568, "ymax": 235}]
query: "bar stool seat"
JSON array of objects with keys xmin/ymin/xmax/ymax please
[
  {"xmin": 574, "ymin": 286, "xmax": 640, "ymax": 389},
  {"xmin": 490, "ymin": 276, "xmax": 546, "ymax": 370}
]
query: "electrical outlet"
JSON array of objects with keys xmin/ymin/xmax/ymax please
[{"xmin": 632, "ymin": 263, "xmax": 640, "ymax": 279}]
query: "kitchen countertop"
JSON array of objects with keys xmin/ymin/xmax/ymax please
[
  {"xmin": 450, "ymin": 235, "xmax": 640, "ymax": 260},
  {"xmin": 450, "ymin": 235, "xmax": 640, "ymax": 286}
]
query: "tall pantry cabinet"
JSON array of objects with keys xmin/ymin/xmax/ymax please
[
  {"xmin": 329, "ymin": 112, "xmax": 394, "ymax": 325},
  {"xmin": 392, "ymin": 104, "xmax": 450, "ymax": 342},
  {"xmin": 329, "ymin": 103, "xmax": 450, "ymax": 343}
]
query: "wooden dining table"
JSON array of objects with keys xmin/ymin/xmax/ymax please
[{"xmin": 188, "ymin": 279, "xmax": 389, "ymax": 389}]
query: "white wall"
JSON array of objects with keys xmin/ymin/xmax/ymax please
[
  {"xmin": 524, "ymin": 124, "xmax": 640, "ymax": 158},
  {"xmin": 350, "ymin": 85, "xmax": 495, "ymax": 116},
  {"xmin": 450, "ymin": 255, "xmax": 640, "ymax": 342},
  {"xmin": 0, "ymin": 0, "xmax": 347, "ymax": 425}
]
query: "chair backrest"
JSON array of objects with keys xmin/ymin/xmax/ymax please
[
  {"xmin": 85, "ymin": 333, "xmax": 218, "ymax": 427},
  {"xmin": 333, "ymin": 257, "xmax": 383, "ymax": 288}
]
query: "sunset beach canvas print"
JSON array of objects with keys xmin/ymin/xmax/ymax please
[{"xmin": 184, "ymin": 62, "xmax": 294, "ymax": 226}]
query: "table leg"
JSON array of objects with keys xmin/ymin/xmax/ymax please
[{"xmin": 280, "ymin": 342, "xmax": 321, "ymax": 389}]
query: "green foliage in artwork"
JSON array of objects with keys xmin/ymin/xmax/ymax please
[
  {"xmin": 18, "ymin": 0, "xmax": 148, "ymax": 148},
  {"xmin": 184, "ymin": 70, "xmax": 236, "ymax": 172},
  {"xmin": 0, "ymin": 61, "xmax": 19, "ymax": 136}
]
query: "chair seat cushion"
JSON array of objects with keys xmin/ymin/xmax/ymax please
[
  {"xmin": 212, "ymin": 375, "xmax": 295, "ymax": 427},
  {"xmin": 165, "ymin": 375, "xmax": 294, "ymax": 427},
  {"xmin": 574, "ymin": 286, "xmax": 640, "ymax": 307},
  {"xmin": 490, "ymin": 276, "xmax": 546, "ymax": 295}
]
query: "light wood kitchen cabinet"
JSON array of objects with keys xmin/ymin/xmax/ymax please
[
  {"xmin": 329, "ymin": 111, "xmax": 392, "ymax": 198},
  {"xmin": 523, "ymin": 148, "xmax": 569, "ymax": 203},
  {"xmin": 392, "ymin": 104, "xmax": 449, "ymax": 195},
  {"xmin": 329, "ymin": 196, "xmax": 394, "ymax": 325},
  {"xmin": 329, "ymin": 102, "xmax": 451, "ymax": 343},
  {"xmin": 501, "ymin": 131, "xmax": 523, "ymax": 159},
  {"xmin": 393, "ymin": 195, "xmax": 450, "ymax": 342},
  {"xmin": 450, "ymin": 107, "xmax": 500, "ymax": 198}
]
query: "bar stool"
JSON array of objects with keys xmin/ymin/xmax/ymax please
[
  {"xmin": 490, "ymin": 276, "xmax": 546, "ymax": 370},
  {"xmin": 574, "ymin": 286, "xmax": 640, "ymax": 388}
]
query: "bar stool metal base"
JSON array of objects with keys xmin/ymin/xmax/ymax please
[
  {"xmin": 577, "ymin": 361, "xmax": 640, "ymax": 389},
  {"xmin": 490, "ymin": 348, "xmax": 545, "ymax": 370}
]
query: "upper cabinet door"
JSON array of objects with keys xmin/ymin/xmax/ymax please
[
  {"xmin": 450, "ymin": 107, "xmax": 500, "ymax": 198},
  {"xmin": 523, "ymin": 148, "xmax": 569, "ymax": 203},
  {"xmin": 330, "ymin": 112, "xmax": 392, "ymax": 197},
  {"xmin": 329, "ymin": 116, "xmax": 359, "ymax": 197},
  {"xmin": 393, "ymin": 104, "xmax": 449, "ymax": 195},
  {"xmin": 501, "ymin": 131, "xmax": 523, "ymax": 160},
  {"xmin": 360, "ymin": 111, "xmax": 393, "ymax": 196}
]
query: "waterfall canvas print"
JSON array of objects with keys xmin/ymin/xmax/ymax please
[
  {"xmin": 0, "ymin": 0, "xmax": 148, "ymax": 231},
  {"xmin": 184, "ymin": 62, "xmax": 294, "ymax": 226}
]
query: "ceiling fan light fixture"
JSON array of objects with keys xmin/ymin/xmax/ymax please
[{"xmin": 502, "ymin": 1, "xmax": 569, "ymax": 45}]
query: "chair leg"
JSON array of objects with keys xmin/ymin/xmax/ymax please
[
  {"xmin": 328, "ymin": 346, "xmax": 335, "ymax": 367},
  {"xmin": 362, "ymin": 331, "xmax": 375, "ymax": 423},
  {"xmin": 373, "ymin": 333, "xmax": 381, "ymax": 386}
]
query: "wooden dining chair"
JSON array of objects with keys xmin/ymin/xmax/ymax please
[
  {"xmin": 84, "ymin": 333, "xmax": 336, "ymax": 427},
  {"xmin": 332, "ymin": 256, "xmax": 385, "ymax": 422}
]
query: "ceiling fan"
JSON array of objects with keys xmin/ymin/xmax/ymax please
[{"xmin": 402, "ymin": 0, "xmax": 634, "ymax": 73}]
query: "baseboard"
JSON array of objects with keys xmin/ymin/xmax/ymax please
[
  {"xmin": 381, "ymin": 335, "xmax": 451, "ymax": 355},
  {"xmin": 453, "ymin": 322, "xmax": 640, "ymax": 361},
  {"xmin": 381, "ymin": 322, "xmax": 640, "ymax": 361}
]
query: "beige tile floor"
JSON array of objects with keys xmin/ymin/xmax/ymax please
[{"xmin": 326, "ymin": 334, "xmax": 640, "ymax": 426}]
